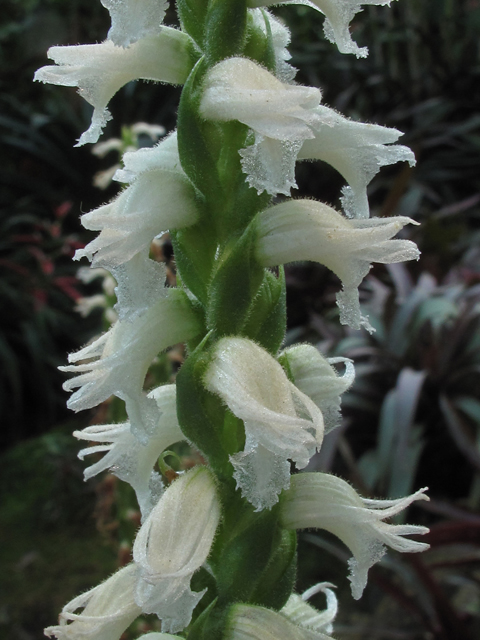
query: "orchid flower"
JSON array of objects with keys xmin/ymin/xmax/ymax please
[
  {"xmin": 256, "ymin": 199, "xmax": 419, "ymax": 332},
  {"xmin": 281, "ymin": 473, "xmax": 429, "ymax": 598},
  {"xmin": 281, "ymin": 583, "xmax": 338, "ymax": 636},
  {"xmin": 44, "ymin": 563, "xmax": 141, "ymax": 640},
  {"xmin": 60, "ymin": 289, "xmax": 201, "ymax": 441},
  {"xmin": 74, "ymin": 384, "xmax": 184, "ymax": 517},
  {"xmin": 204, "ymin": 337, "xmax": 324, "ymax": 510},
  {"xmin": 298, "ymin": 106, "xmax": 416, "ymax": 219},
  {"xmin": 280, "ymin": 344, "xmax": 355, "ymax": 432},
  {"xmin": 34, "ymin": 29, "xmax": 193, "ymax": 145},
  {"xmin": 200, "ymin": 57, "xmax": 323, "ymax": 195},
  {"xmin": 225, "ymin": 603, "xmax": 335, "ymax": 640},
  {"xmin": 133, "ymin": 466, "xmax": 221, "ymax": 633},
  {"xmin": 247, "ymin": 0, "xmax": 395, "ymax": 58}
]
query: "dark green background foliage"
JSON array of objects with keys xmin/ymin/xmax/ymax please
[{"xmin": 1, "ymin": 0, "xmax": 480, "ymax": 638}]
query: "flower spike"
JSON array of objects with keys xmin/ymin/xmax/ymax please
[
  {"xmin": 133, "ymin": 467, "xmax": 221, "ymax": 633},
  {"xmin": 204, "ymin": 337, "xmax": 324, "ymax": 510},
  {"xmin": 281, "ymin": 473, "xmax": 429, "ymax": 598}
]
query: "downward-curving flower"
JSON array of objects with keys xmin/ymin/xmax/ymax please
[
  {"xmin": 44, "ymin": 563, "xmax": 141, "ymax": 640},
  {"xmin": 101, "ymin": 0, "xmax": 169, "ymax": 48},
  {"xmin": 280, "ymin": 344, "xmax": 354, "ymax": 432},
  {"xmin": 74, "ymin": 384, "xmax": 184, "ymax": 517},
  {"xmin": 60, "ymin": 289, "xmax": 201, "ymax": 442},
  {"xmin": 133, "ymin": 466, "xmax": 221, "ymax": 633},
  {"xmin": 255, "ymin": 199, "xmax": 420, "ymax": 332},
  {"xmin": 34, "ymin": 29, "xmax": 193, "ymax": 145},
  {"xmin": 75, "ymin": 133, "xmax": 199, "ymax": 269},
  {"xmin": 225, "ymin": 603, "xmax": 335, "ymax": 640},
  {"xmin": 297, "ymin": 106, "xmax": 415, "ymax": 219},
  {"xmin": 204, "ymin": 337, "xmax": 324, "ymax": 511},
  {"xmin": 199, "ymin": 57, "xmax": 323, "ymax": 196},
  {"xmin": 281, "ymin": 473, "xmax": 429, "ymax": 599},
  {"xmin": 247, "ymin": 0, "xmax": 394, "ymax": 58}
]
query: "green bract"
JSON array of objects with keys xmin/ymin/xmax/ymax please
[{"xmin": 36, "ymin": 1, "xmax": 429, "ymax": 638}]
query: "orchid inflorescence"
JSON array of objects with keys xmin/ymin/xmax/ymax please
[{"xmin": 35, "ymin": 1, "xmax": 429, "ymax": 638}]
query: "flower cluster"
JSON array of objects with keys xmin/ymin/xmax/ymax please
[{"xmin": 36, "ymin": 0, "xmax": 429, "ymax": 639}]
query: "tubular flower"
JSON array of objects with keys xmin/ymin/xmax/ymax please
[
  {"xmin": 281, "ymin": 583, "xmax": 338, "ymax": 636},
  {"xmin": 75, "ymin": 135, "xmax": 199, "ymax": 269},
  {"xmin": 199, "ymin": 57, "xmax": 323, "ymax": 196},
  {"xmin": 133, "ymin": 467, "xmax": 221, "ymax": 633},
  {"xmin": 60, "ymin": 289, "xmax": 201, "ymax": 442},
  {"xmin": 281, "ymin": 473, "xmax": 429, "ymax": 599},
  {"xmin": 247, "ymin": 0, "xmax": 395, "ymax": 58},
  {"xmin": 44, "ymin": 563, "xmax": 141, "ymax": 640},
  {"xmin": 74, "ymin": 384, "xmax": 184, "ymax": 517},
  {"xmin": 281, "ymin": 344, "xmax": 354, "ymax": 432},
  {"xmin": 101, "ymin": 0, "xmax": 169, "ymax": 48},
  {"xmin": 203, "ymin": 337, "xmax": 324, "ymax": 511},
  {"xmin": 256, "ymin": 199, "xmax": 419, "ymax": 332},
  {"xmin": 298, "ymin": 106, "xmax": 415, "ymax": 219},
  {"xmin": 225, "ymin": 603, "xmax": 334, "ymax": 640},
  {"xmin": 34, "ymin": 28, "xmax": 193, "ymax": 145}
]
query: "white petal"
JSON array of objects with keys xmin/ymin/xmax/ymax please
[
  {"xmin": 200, "ymin": 57, "xmax": 321, "ymax": 195},
  {"xmin": 256, "ymin": 199, "xmax": 420, "ymax": 332},
  {"xmin": 298, "ymin": 106, "xmax": 415, "ymax": 218},
  {"xmin": 114, "ymin": 131, "xmax": 184, "ymax": 183},
  {"xmin": 74, "ymin": 384, "xmax": 184, "ymax": 517},
  {"xmin": 226, "ymin": 604, "xmax": 334, "ymax": 640},
  {"xmin": 101, "ymin": 0, "xmax": 169, "ymax": 48},
  {"xmin": 75, "ymin": 169, "xmax": 198, "ymax": 268},
  {"xmin": 35, "ymin": 29, "xmax": 192, "ymax": 145},
  {"xmin": 281, "ymin": 583, "xmax": 338, "ymax": 635},
  {"xmin": 133, "ymin": 467, "xmax": 221, "ymax": 632},
  {"xmin": 204, "ymin": 337, "xmax": 324, "ymax": 510},
  {"xmin": 45, "ymin": 564, "xmax": 141, "ymax": 640},
  {"xmin": 60, "ymin": 290, "xmax": 200, "ymax": 441},
  {"xmin": 247, "ymin": 0, "xmax": 394, "ymax": 58},
  {"xmin": 281, "ymin": 473, "xmax": 429, "ymax": 599},
  {"xmin": 249, "ymin": 9, "xmax": 296, "ymax": 82},
  {"xmin": 281, "ymin": 345, "xmax": 354, "ymax": 432}
]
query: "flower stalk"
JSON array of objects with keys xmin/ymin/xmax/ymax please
[{"xmin": 36, "ymin": 0, "xmax": 428, "ymax": 638}]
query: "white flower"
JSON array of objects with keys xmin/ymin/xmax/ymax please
[
  {"xmin": 45, "ymin": 563, "xmax": 141, "ymax": 640},
  {"xmin": 281, "ymin": 345, "xmax": 354, "ymax": 432},
  {"xmin": 199, "ymin": 57, "xmax": 322, "ymax": 195},
  {"xmin": 281, "ymin": 473, "xmax": 429, "ymax": 599},
  {"xmin": 203, "ymin": 337, "xmax": 324, "ymax": 511},
  {"xmin": 34, "ymin": 29, "xmax": 193, "ymax": 145},
  {"xmin": 225, "ymin": 603, "xmax": 334, "ymax": 640},
  {"xmin": 249, "ymin": 9, "xmax": 296, "ymax": 82},
  {"xmin": 256, "ymin": 199, "xmax": 420, "ymax": 332},
  {"xmin": 75, "ymin": 137, "xmax": 198, "ymax": 269},
  {"xmin": 101, "ymin": 0, "xmax": 169, "ymax": 48},
  {"xmin": 74, "ymin": 384, "xmax": 184, "ymax": 517},
  {"xmin": 298, "ymin": 106, "xmax": 415, "ymax": 218},
  {"xmin": 247, "ymin": 0, "xmax": 394, "ymax": 58},
  {"xmin": 113, "ymin": 130, "xmax": 184, "ymax": 183},
  {"xmin": 133, "ymin": 466, "xmax": 221, "ymax": 633},
  {"xmin": 281, "ymin": 583, "xmax": 338, "ymax": 636},
  {"xmin": 60, "ymin": 289, "xmax": 201, "ymax": 442}
]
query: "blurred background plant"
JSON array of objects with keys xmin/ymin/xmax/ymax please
[{"xmin": 1, "ymin": 0, "xmax": 480, "ymax": 638}]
